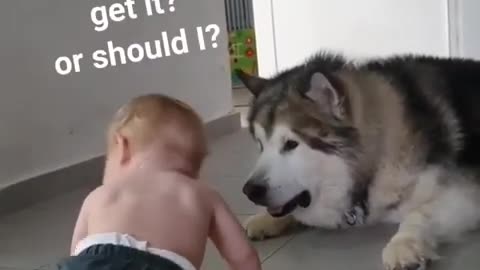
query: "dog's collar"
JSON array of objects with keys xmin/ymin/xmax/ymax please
[
  {"xmin": 343, "ymin": 191, "xmax": 369, "ymax": 226},
  {"xmin": 344, "ymin": 173, "xmax": 371, "ymax": 226}
]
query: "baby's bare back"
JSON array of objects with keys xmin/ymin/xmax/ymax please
[{"xmin": 87, "ymin": 172, "xmax": 213, "ymax": 268}]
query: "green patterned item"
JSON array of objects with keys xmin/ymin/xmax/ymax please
[{"xmin": 228, "ymin": 29, "xmax": 258, "ymax": 87}]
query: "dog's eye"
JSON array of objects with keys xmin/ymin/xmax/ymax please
[{"xmin": 282, "ymin": 140, "xmax": 299, "ymax": 152}]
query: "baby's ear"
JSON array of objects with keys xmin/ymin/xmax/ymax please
[{"xmin": 115, "ymin": 133, "xmax": 132, "ymax": 165}]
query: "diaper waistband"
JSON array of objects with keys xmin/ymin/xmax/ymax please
[{"xmin": 74, "ymin": 233, "xmax": 196, "ymax": 270}]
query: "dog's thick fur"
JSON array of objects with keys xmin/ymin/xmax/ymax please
[{"xmin": 237, "ymin": 52, "xmax": 480, "ymax": 270}]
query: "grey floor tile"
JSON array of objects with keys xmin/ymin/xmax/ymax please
[
  {"xmin": 261, "ymin": 225, "xmax": 396, "ymax": 270},
  {"xmin": 201, "ymin": 215, "xmax": 294, "ymax": 270},
  {"xmin": 202, "ymin": 130, "xmax": 258, "ymax": 215},
  {"xmin": 206, "ymin": 176, "xmax": 260, "ymax": 215},
  {"xmin": 201, "ymin": 131, "xmax": 259, "ymax": 215},
  {"xmin": 262, "ymin": 225, "xmax": 480, "ymax": 270},
  {"xmin": 200, "ymin": 129, "xmax": 258, "ymax": 180},
  {"xmin": 0, "ymin": 188, "xmax": 89, "ymax": 269},
  {"xmin": 429, "ymin": 232, "xmax": 480, "ymax": 270}
]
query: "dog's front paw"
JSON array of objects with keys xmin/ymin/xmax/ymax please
[
  {"xmin": 382, "ymin": 235, "xmax": 437, "ymax": 270},
  {"xmin": 243, "ymin": 213, "xmax": 289, "ymax": 241}
]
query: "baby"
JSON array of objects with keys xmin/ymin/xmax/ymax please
[{"xmin": 57, "ymin": 94, "xmax": 261, "ymax": 270}]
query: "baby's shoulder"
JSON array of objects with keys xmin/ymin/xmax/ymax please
[
  {"xmin": 194, "ymin": 181, "xmax": 224, "ymax": 204},
  {"xmin": 83, "ymin": 185, "xmax": 117, "ymax": 206}
]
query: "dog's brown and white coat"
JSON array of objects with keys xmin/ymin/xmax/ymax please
[{"xmin": 237, "ymin": 52, "xmax": 480, "ymax": 270}]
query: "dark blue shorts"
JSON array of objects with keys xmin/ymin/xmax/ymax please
[{"xmin": 56, "ymin": 244, "xmax": 185, "ymax": 270}]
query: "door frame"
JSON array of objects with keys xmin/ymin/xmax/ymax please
[
  {"xmin": 447, "ymin": 0, "xmax": 462, "ymax": 57},
  {"xmin": 252, "ymin": 0, "xmax": 278, "ymax": 77}
]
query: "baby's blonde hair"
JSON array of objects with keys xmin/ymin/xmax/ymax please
[{"xmin": 107, "ymin": 94, "xmax": 208, "ymax": 170}]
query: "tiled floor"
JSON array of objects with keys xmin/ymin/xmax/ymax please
[{"xmin": 2, "ymin": 129, "xmax": 480, "ymax": 270}]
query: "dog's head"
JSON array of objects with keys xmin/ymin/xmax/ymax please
[{"xmin": 237, "ymin": 68, "xmax": 361, "ymax": 219}]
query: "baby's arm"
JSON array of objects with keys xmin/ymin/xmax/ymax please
[
  {"xmin": 70, "ymin": 187, "xmax": 102, "ymax": 255},
  {"xmin": 70, "ymin": 198, "xmax": 89, "ymax": 255},
  {"xmin": 209, "ymin": 190, "xmax": 262, "ymax": 270}
]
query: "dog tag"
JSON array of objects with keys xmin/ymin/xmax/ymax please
[{"xmin": 344, "ymin": 205, "xmax": 365, "ymax": 226}]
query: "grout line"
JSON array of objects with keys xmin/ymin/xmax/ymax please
[{"xmin": 260, "ymin": 234, "xmax": 297, "ymax": 264}]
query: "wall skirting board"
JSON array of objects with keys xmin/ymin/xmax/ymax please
[{"xmin": 0, "ymin": 112, "xmax": 241, "ymax": 217}]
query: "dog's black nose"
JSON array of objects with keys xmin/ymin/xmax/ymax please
[{"xmin": 242, "ymin": 182, "xmax": 267, "ymax": 202}]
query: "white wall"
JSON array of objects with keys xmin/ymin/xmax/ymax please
[
  {"xmin": 0, "ymin": 0, "xmax": 232, "ymax": 188},
  {"xmin": 253, "ymin": 0, "xmax": 450, "ymax": 75}
]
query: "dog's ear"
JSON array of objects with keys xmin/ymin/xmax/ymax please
[
  {"xmin": 306, "ymin": 72, "xmax": 346, "ymax": 119},
  {"xmin": 235, "ymin": 69, "xmax": 268, "ymax": 97}
]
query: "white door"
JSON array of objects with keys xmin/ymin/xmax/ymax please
[{"xmin": 254, "ymin": 0, "xmax": 451, "ymax": 74}]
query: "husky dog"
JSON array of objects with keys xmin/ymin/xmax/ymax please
[{"xmin": 236, "ymin": 52, "xmax": 480, "ymax": 270}]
